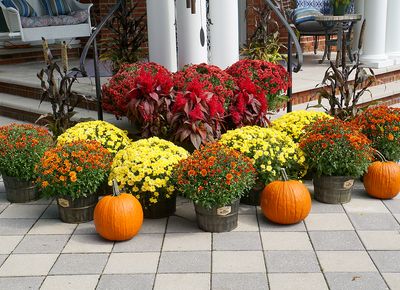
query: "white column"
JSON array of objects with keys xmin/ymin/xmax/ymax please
[
  {"xmin": 386, "ymin": 0, "xmax": 400, "ymax": 64},
  {"xmin": 146, "ymin": 0, "xmax": 177, "ymax": 72},
  {"xmin": 176, "ymin": 0, "xmax": 208, "ymax": 69},
  {"xmin": 352, "ymin": 0, "xmax": 364, "ymax": 52},
  {"xmin": 361, "ymin": 0, "xmax": 393, "ymax": 68},
  {"xmin": 209, "ymin": 0, "xmax": 239, "ymax": 69}
]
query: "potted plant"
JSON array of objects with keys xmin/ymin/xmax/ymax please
[
  {"xmin": 36, "ymin": 140, "xmax": 112, "ymax": 223},
  {"xmin": 57, "ymin": 120, "xmax": 132, "ymax": 195},
  {"xmin": 173, "ymin": 63, "xmax": 235, "ymax": 107},
  {"xmin": 219, "ymin": 126, "xmax": 307, "ymax": 205},
  {"xmin": 331, "ymin": 0, "xmax": 351, "ymax": 16},
  {"xmin": 0, "ymin": 124, "xmax": 53, "ymax": 203},
  {"xmin": 353, "ymin": 106, "xmax": 400, "ymax": 162},
  {"xmin": 57, "ymin": 120, "xmax": 131, "ymax": 155},
  {"xmin": 170, "ymin": 80, "xmax": 226, "ymax": 150},
  {"xmin": 227, "ymin": 78, "xmax": 269, "ymax": 128},
  {"xmin": 102, "ymin": 62, "xmax": 174, "ymax": 138},
  {"xmin": 271, "ymin": 110, "xmax": 333, "ymax": 143},
  {"xmin": 226, "ymin": 59, "xmax": 290, "ymax": 112},
  {"xmin": 173, "ymin": 142, "xmax": 256, "ymax": 232},
  {"xmin": 300, "ymin": 118, "xmax": 374, "ymax": 204},
  {"xmin": 109, "ymin": 137, "xmax": 189, "ymax": 218}
]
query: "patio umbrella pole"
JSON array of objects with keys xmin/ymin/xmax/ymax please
[
  {"xmin": 93, "ymin": 36, "xmax": 103, "ymax": 121},
  {"xmin": 287, "ymin": 34, "xmax": 293, "ymax": 112}
]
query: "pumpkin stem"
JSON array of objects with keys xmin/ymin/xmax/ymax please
[
  {"xmin": 374, "ymin": 150, "xmax": 387, "ymax": 162},
  {"xmin": 280, "ymin": 168, "xmax": 289, "ymax": 181},
  {"xmin": 112, "ymin": 179, "xmax": 121, "ymax": 196}
]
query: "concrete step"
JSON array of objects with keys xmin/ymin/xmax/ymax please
[
  {"xmin": 0, "ymin": 93, "xmax": 132, "ymax": 131},
  {"xmin": 272, "ymin": 80, "xmax": 400, "ymax": 119}
]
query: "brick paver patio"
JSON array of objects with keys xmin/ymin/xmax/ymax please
[{"xmin": 0, "ymin": 176, "xmax": 399, "ymax": 290}]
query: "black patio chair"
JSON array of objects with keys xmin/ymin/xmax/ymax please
[{"xmin": 288, "ymin": 0, "xmax": 354, "ymax": 58}]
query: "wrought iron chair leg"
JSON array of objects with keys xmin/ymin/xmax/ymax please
[
  {"xmin": 314, "ymin": 35, "xmax": 318, "ymax": 54},
  {"xmin": 327, "ymin": 34, "xmax": 332, "ymax": 60},
  {"xmin": 319, "ymin": 33, "xmax": 329, "ymax": 63}
]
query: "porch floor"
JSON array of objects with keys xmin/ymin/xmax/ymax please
[{"xmin": 0, "ymin": 169, "xmax": 399, "ymax": 290}]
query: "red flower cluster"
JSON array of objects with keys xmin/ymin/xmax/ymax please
[
  {"xmin": 173, "ymin": 63, "xmax": 235, "ymax": 106},
  {"xmin": 171, "ymin": 80, "xmax": 225, "ymax": 149},
  {"xmin": 300, "ymin": 118, "xmax": 373, "ymax": 177},
  {"xmin": 226, "ymin": 59, "xmax": 290, "ymax": 111},
  {"xmin": 353, "ymin": 106, "xmax": 400, "ymax": 161},
  {"xmin": 173, "ymin": 142, "xmax": 256, "ymax": 208}
]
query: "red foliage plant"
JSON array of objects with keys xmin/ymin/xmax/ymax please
[
  {"xmin": 170, "ymin": 80, "xmax": 225, "ymax": 149},
  {"xmin": 102, "ymin": 62, "xmax": 174, "ymax": 137},
  {"xmin": 226, "ymin": 59, "xmax": 291, "ymax": 112},
  {"xmin": 228, "ymin": 78, "xmax": 269, "ymax": 128}
]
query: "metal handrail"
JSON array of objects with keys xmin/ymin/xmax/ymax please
[
  {"xmin": 79, "ymin": 0, "xmax": 123, "ymax": 76},
  {"xmin": 79, "ymin": 0, "xmax": 124, "ymax": 120},
  {"xmin": 264, "ymin": 0, "xmax": 304, "ymax": 111}
]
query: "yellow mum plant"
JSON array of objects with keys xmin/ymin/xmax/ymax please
[
  {"xmin": 109, "ymin": 137, "xmax": 189, "ymax": 209},
  {"xmin": 219, "ymin": 126, "xmax": 307, "ymax": 185},
  {"xmin": 57, "ymin": 121, "xmax": 131, "ymax": 154},
  {"xmin": 272, "ymin": 110, "xmax": 333, "ymax": 143}
]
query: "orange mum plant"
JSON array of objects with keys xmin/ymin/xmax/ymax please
[
  {"xmin": 353, "ymin": 106, "xmax": 400, "ymax": 161},
  {"xmin": 0, "ymin": 124, "xmax": 52, "ymax": 181},
  {"xmin": 36, "ymin": 140, "xmax": 112, "ymax": 199},
  {"xmin": 173, "ymin": 142, "xmax": 256, "ymax": 209},
  {"xmin": 300, "ymin": 118, "xmax": 374, "ymax": 177}
]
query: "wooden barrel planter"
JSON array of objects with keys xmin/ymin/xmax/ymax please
[
  {"xmin": 2, "ymin": 175, "xmax": 39, "ymax": 203},
  {"xmin": 194, "ymin": 199, "xmax": 239, "ymax": 232},
  {"xmin": 57, "ymin": 195, "xmax": 98, "ymax": 223},
  {"xmin": 313, "ymin": 176, "xmax": 354, "ymax": 204},
  {"xmin": 141, "ymin": 196, "xmax": 177, "ymax": 219}
]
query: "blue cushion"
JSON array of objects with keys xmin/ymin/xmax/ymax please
[
  {"xmin": 295, "ymin": 0, "xmax": 332, "ymax": 14},
  {"xmin": 291, "ymin": 7, "xmax": 323, "ymax": 25},
  {"xmin": 40, "ymin": 0, "xmax": 72, "ymax": 16},
  {"xmin": 2, "ymin": 0, "xmax": 37, "ymax": 17}
]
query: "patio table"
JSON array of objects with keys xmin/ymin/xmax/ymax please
[{"xmin": 315, "ymin": 14, "xmax": 362, "ymax": 66}]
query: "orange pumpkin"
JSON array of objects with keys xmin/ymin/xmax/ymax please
[
  {"xmin": 94, "ymin": 180, "xmax": 143, "ymax": 241},
  {"xmin": 261, "ymin": 169, "xmax": 311, "ymax": 224},
  {"xmin": 363, "ymin": 152, "xmax": 400, "ymax": 199}
]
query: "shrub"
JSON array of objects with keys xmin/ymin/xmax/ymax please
[
  {"xmin": 219, "ymin": 126, "xmax": 307, "ymax": 185},
  {"xmin": 0, "ymin": 124, "xmax": 53, "ymax": 181},
  {"xmin": 57, "ymin": 120, "xmax": 131, "ymax": 154},
  {"xmin": 353, "ymin": 106, "xmax": 400, "ymax": 161},
  {"xmin": 272, "ymin": 110, "xmax": 333, "ymax": 143},
  {"xmin": 300, "ymin": 118, "xmax": 374, "ymax": 177},
  {"xmin": 36, "ymin": 140, "xmax": 112, "ymax": 199},
  {"xmin": 173, "ymin": 142, "xmax": 256, "ymax": 209},
  {"xmin": 226, "ymin": 59, "xmax": 290, "ymax": 111},
  {"xmin": 109, "ymin": 137, "xmax": 189, "ymax": 210}
]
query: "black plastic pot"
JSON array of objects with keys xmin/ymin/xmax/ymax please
[{"xmin": 141, "ymin": 195, "xmax": 176, "ymax": 219}]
